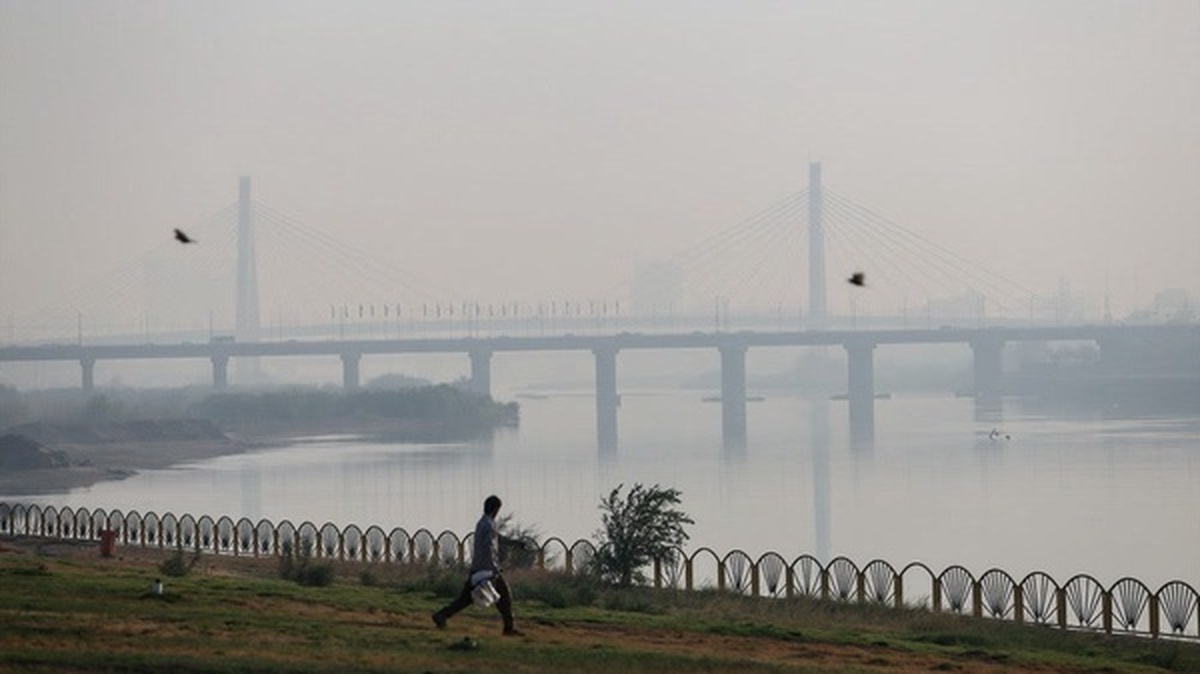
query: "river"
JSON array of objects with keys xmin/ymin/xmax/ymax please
[{"xmin": 4, "ymin": 378, "xmax": 1198, "ymax": 590}]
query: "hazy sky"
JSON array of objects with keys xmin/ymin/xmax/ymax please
[{"xmin": 2, "ymin": 1, "xmax": 1197, "ymax": 336}]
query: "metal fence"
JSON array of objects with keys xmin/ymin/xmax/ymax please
[{"xmin": 2, "ymin": 502, "xmax": 1196, "ymax": 641}]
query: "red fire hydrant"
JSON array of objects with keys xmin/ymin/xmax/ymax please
[{"xmin": 99, "ymin": 529, "xmax": 118, "ymax": 558}]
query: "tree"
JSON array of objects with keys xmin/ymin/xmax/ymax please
[{"xmin": 593, "ymin": 483, "xmax": 694, "ymax": 587}]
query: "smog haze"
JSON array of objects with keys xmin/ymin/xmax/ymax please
[{"xmin": 1, "ymin": 1, "xmax": 1198, "ymax": 338}]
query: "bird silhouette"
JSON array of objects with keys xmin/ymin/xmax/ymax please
[
  {"xmin": 174, "ymin": 228, "xmax": 196, "ymax": 244},
  {"xmin": 847, "ymin": 272, "xmax": 865, "ymax": 287}
]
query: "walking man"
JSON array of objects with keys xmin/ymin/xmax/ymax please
[{"xmin": 432, "ymin": 495, "xmax": 525, "ymax": 636}]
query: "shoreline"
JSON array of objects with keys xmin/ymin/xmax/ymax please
[
  {"xmin": 0, "ymin": 419, "xmax": 499, "ymax": 500},
  {"xmin": 0, "ymin": 437, "xmax": 256, "ymax": 498}
]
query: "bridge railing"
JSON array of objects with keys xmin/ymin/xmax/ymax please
[{"xmin": 2, "ymin": 502, "xmax": 1196, "ymax": 641}]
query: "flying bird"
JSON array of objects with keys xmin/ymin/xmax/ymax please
[
  {"xmin": 174, "ymin": 228, "xmax": 196, "ymax": 244},
  {"xmin": 847, "ymin": 272, "xmax": 865, "ymax": 287}
]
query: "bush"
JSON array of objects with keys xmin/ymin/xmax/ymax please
[
  {"xmin": 158, "ymin": 548, "xmax": 199, "ymax": 577},
  {"xmin": 279, "ymin": 539, "xmax": 334, "ymax": 587},
  {"xmin": 593, "ymin": 483, "xmax": 694, "ymax": 587}
]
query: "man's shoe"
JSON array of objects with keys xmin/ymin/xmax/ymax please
[
  {"xmin": 431, "ymin": 613, "xmax": 447, "ymax": 629},
  {"xmin": 503, "ymin": 627, "xmax": 525, "ymax": 637}
]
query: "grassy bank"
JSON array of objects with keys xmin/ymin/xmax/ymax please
[{"xmin": 1, "ymin": 537, "xmax": 1197, "ymax": 673}]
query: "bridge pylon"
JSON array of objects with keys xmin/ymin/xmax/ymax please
[{"xmin": 807, "ymin": 162, "xmax": 827, "ymax": 328}]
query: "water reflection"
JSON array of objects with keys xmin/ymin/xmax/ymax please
[{"xmin": 5, "ymin": 390, "xmax": 1199, "ymax": 589}]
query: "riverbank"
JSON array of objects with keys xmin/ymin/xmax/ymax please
[
  {"xmin": 1, "ymin": 535, "xmax": 1196, "ymax": 673},
  {"xmin": 0, "ymin": 436, "xmax": 255, "ymax": 496}
]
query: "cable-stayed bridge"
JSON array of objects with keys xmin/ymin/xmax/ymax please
[
  {"xmin": 11, "ymin": 165, "xmax": 1053, "ymax": 347},
  {"xmin": 3, "ymin": 167, "xmax": 1197, "ymax": 449}
]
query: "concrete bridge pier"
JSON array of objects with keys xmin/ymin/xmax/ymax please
[
  {"xmin": 211, "ymin": 355, "xmax": 230, "ymax": 389},
  {"xmin": 594, "ymin": 347, "xmax": 619, "ymax": 451},
  {"xmin": 341, "ymin": 353, "xmax": 361, "ymax": 390},
  {"xmin": 80, "ymin": 358, "xmax": 95, "ymax": 392},
  {"xmin": 468, "ymin": 349, "xmax": 492, "ymax": 397},
  {"xmin": 970, "ymin": 336, "xmax": 1005, "ymax": 419},
  {"xmin": 719, "ymin": 345, "xmax": 747, "ymax": 446},
  {"xmin": 845, "ymin": 340, "xmax": 876, "ymax": 439}
]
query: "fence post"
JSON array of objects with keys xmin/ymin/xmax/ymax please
[
  {"xmin": 751, "ymin": 564, "xmax": 760, "ymax": 597},
  {"xmin": 894, "ymin": 575, "xmax": 904, "ymax": 609},
  {"xmin": 1013, "ymin": 586, "xmax": 1024, "ymax": 625},
  {"xmin": 1102, "ymin": 592, "xmax": 1113, "ymax": 634},
  {"xmin": 564, "ymin": 549, "xmax": 574, "ymax": 576},
  {"xmin": 820, "ymin": 568, "xmax": 830, "ymax": 601},
  {"xmin": 972, "ymin": 582, "xmax": 982, "ymax": 618},
  {"xmin": 785, "ymin": 566, "xmax": 795, "ymax": 599},
  {"xmin": 1056, "ymin": 588, "xmax": 1067, "ymax": 629},
  {"xmin": 1149, "ymin": 595, "xmax": 1160, "ymax": 638},
  {"xmin": 537, "ymin": 545, "xmax": 546, "ymax": 570},
  {"xmin": 685, "ymin": 558, "xmax": 694, "ymax": 591},
  {"xmin": 933, "ymin": 582, "xmax": 943, "ymax": 612},
  {"xmin": 717, "ymin": 561, "xmax": 726, "ymax": 592},
  {"xmin": 856, "ymin": 571, "xmax": 865, "ymax": 604}
]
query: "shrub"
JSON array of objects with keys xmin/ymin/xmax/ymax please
[
  {"xmin": 158, "ymin": 548, "xmax": 199, "ymax": 577},
  {"xmin": 279, "ymin": 539, "xmax": 334, "ymax": 587},
  {"xmin": 593, "ymin": 483, "xmax": 693, "ymax": 587}
]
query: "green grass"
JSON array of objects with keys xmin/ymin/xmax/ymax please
[{"xmin": 1, "ymin": 538, "xmax": 1198, "ymax": 673}]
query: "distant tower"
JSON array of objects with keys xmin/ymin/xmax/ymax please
[
  {"xmin": 236, "ymin": 176, "xmax": 260, "ymax": 343},
  {"xmin": 807, "ymin": 162, "xmax": 827, "ymax": 327},
  {"xmin": 235, "ymin": 177, "xmax": 262, "ymax": 384}
]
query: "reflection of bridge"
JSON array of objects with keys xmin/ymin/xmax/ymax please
[{"xmin": 3, "ymin": 323, "xmax": 1195, "ymax": 448}]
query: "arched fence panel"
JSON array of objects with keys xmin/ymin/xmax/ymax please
[
  {"xmin": 235, "ymin": 518, "xmax": 255, "ymax": 556},
  {"xmin": 863, "ymin": 559, "xmax": 898, "ymax": 607},
  {"xmin": 1157, "ymin": 581, "xmax": 1200, "ymax": 638},
  {"xmin": 276, "ymin": 521, "xmax": 298, "ymax": 556},
  {"xmin": 75, "ymin": 507, "xmax": 94, "ymax": 540},
  {"xmin": 179, "ymin": 514, "xmax": 198, "ymax": 550},
  {"xmin": 40, "ymin": 506, "xmax": 59, "ymax": 538},
  {"xmin": 723, "ymin": 550, "xmax": 754, "ymax": 595},
  {"xmin": 539, "ymin": 538, "xmax": 571, "ymax": 574},
  {"xmin": 364, "ymin": 526, "xmax": 388, "ymax": 563},
  {"xmin": 411, "ymin": 529, "xmax": 435, "ymax": 565},
  {"xmin": 342, "ymin": 524, "xmax": 365, "ymax": 562},
  {"xmin": 436, "ymin": 530, "xmax": 461, "ymax": 566},
  {"xmin": 215, "ymin": 516, "xmax": 236, "ymax": 554},
  {"xmin": 569, "ymin": 540, "xmax": 596, "ymax": 577},
  {"xmin": 124, "ymin": 511, "xmax": 144, "ymax": 546},
  {"xmin": 1019, "ymin": 572, "xmax": 1059, "ymax": 626},
  {"xmin": 1109, "ymin": 577, "xmax": 1151, "ymax": 635},
  {"xmin": 161, "ymin": 513, "xmax": 179, "ymax": 547},
  {"xmin": 827, "ymin": 557, "xmax": 860, "ymax": 603},
  {"xmin": 24, "ymin": 505, "xmax": 44, "ymax": 538},
  {"xmin": 1063, "ymin": 574, "xmax": 1106, "ymax": 631},
  {"xmin": 197, "ymin": 516, "xmax": 217, "ymax": 553},
  {"xmin": 978, "ymin": 569, "xmax": 1016, "ymax": 620},
  {"xmin": 296, "ymin": 522, "xmax": 319, "ymax": 558},
  {"xmin": 687, "ymin": 548, "xmax": 721, "ymax": 591},
  {"xmin": 898, "ymin": 563, "xmax": 936, "ymax": 611},
  {"xmin": 318, "ymin": 523, "xmax": 341, "ymax": 559},
  {"xmin": 143, "ymin": 512, "xmax": 162, "ymax": 547},
  {"xmin": 388, "ymin": 528, "xmax": 411, "ymax": 564},
  {"xmin": 254, "ymin": 519, "xmax": 276, "ymax": 556},
  {"xmin": 756, "ymin": 552, "xmax": 788, "ymax": 598},
  {"xmin": 937, "ymin": 565, "xmax": 976, "ymax": 615},
  {"xmin": 789, "ymin": 555, "xmax": 824, "ymax": 599}
]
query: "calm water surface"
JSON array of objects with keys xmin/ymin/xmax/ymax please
[{"xmin": 7, "ymin": 389, "xmax": 1199, "ymax": 589}]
